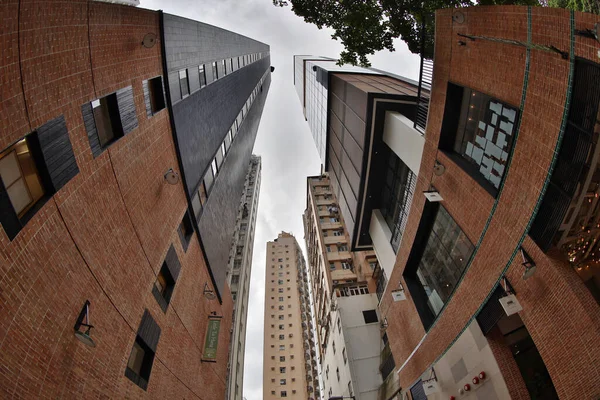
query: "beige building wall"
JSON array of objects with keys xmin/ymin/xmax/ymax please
[{"xmin": 263, "ymin": 232, "xmax": 318, "ymax": 400}]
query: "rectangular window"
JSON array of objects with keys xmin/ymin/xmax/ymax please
[
  {"xmin": 92, "ymin": 94, "xmax": 124, "ymax": 148},
  {"xmin": 342, "ymin": 347, "xmax": 347, "ymax": 364},
  {"xmin": 199, "ymin": 65, "xmax": 207, "ymax": 87},
  {"xmin": 178, "ymin": 211, "xmax": 194, "ymax": 252},
  {"xmin": 153, "ymin": 262, "xmax": 175, "ymax": 311},
  {"xmin": 222, "ymin": 59, "xmax": 227, "ymax": 75},
  {"xmin": 279, "ymin": 315, "xmax": 284, "ymax": 320},
  {"xmin": 231, "ymin": 275, "xmax": 239, "ymax": 284},
  {"xmin": 279, "ymin": 296, "xmax": 284, "ymax": 301},
  {"xmin": 147, "ymin": 76, "xmax": 166, "ymax": 115},
  {"xmin": 338, "ymin": 244, "xmax": 348, "ymax": 251},
  {"xmin": 280, "ymin": 367, "xmax": 286, "ymax": 373},
  {"xmin": 404, "ymin": 204, "xmax": 475, "ymax": 330},
  {"xmin": 152, "ymin": 246, "xmax": 181, "ymax": 312},
  {"xmin": 280, "ymin": 379, "xmax": 286, "ymax": 385},
  {"xmin": 280, "ymin": 356, "xmax": 285, "ymax": 361},
  {"xmin": 279, "ymin": 324, "xmax": 284, "ymax": 330},
  {"xmin": 125, "ymin": 311, "xmax": 161, "ymax": 391},
  {"xmin": 362, "ymin": 309, "xmax": 378, "ymax": 324},
  {"xmin": 0, "ymin": 137, "xmax": 47, "ymax": 220},
  {"xmin": 179, "ymin": 69, "xmax": 189, "ymax": 98},
  {"xmin": 329, "ymin": 262, "xmax": 336, "ymax": 270},
  {"xmin": 281, "ymin": 391, "xmax": 287, "ymax": 397},
  {"xmin": 439, "ymin": 84, "xmax": 518, "ymax": 194},
  {"xmin": 212, "ymin": 61, "xmax": 219, "ymax": 80}
]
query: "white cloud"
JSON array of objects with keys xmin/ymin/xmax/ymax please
[{"xmin": 141, "ymin": 1, "xmax": 420, "ymax": 398}]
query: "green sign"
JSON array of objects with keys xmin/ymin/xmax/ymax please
[{"xmin": 202, "ymin": 318, "xmax": 221, "ymax": 361}]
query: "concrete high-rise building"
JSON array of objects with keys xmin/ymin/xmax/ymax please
[
  {"xmin": 303, "ymin": 174, "xmax": 382, "ymax": 400},
  {"xmin": 263, "ymin": 232, "xmax": 319, "ymax": 400},
  {"xmin": 296, "ymin": 6, "xmax": 600, "ymax": 400},
  {"xmin": 225, "ymin": 155, "xmax": 262, "ymax": 400},
  {"xmin": 0, "ymin": 2, "xmax": 270, "ymax": 397}
]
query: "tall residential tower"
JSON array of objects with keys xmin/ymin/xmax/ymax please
[
  {"xmin": 226, "ymin": 155, "xmax": 262, "ymax": 400},
  {"xmin": 303, "ymin": 174, "xmax": 383, "ymax": 400},
  {"xmin": 263, "ymin": 233, "xmax": 319, "ymax": 400}
]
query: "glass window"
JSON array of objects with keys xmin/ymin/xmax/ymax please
[
  {"xmin": 0, "ymin": 138, "xmax": 45, "ymax": 217},
  {"xmin": 179, "ymin": 69, "xmax": 189, "ymax": 98},
  {"xmin": 222, "ymin": 59, "xmax": 227, "ymax": 75},
  {"xmin": 147, "ymin": 76, "xmax": 165, "ymax": 114},
  {"xmin": 212, "ymin": 61, "xmax": 218, "ymax": 80},
  {"xmin": 199, "ymin": 65, "xmax": 207, "ymax": 87},
  {"xmin": 92, "ymin": 94, "xmax": 123, "ymax": 148},
  {"xmin": 415, "ymin": 206, "xmax": 474, "ymax": 316}
]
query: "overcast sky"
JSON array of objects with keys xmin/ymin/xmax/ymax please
[{"xmin": 141, "ymin": 0, "xmax": 419, "ymax": 398}]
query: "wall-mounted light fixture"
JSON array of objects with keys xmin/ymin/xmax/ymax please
[
  {"xmin": 141, "ymin": 33, "xmax": 157, "ymax": 48},
  {"xmin": 74, "ymin": 300, "xmax": 96, "ymax": 347},
  {"xmin": 520, "ymin": 247, "xmax": 536, "ymax": 280},
  {"xmin": 164, "ymin": 168, "xmax": 180, "ymax": 185},
  {"xmin": 203, "ymin": 283, "xmax": 216, "ymax": 300},
  {"xmin": 433, "ymin": 160, "xmax": 446, "ymax": 176}
]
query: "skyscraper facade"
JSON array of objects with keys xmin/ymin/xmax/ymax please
[
  {"xmin": 263, "ymin": 232, "xmax": 319, "ymax": 400},
  {"xmin": 164, "ymin": 15, "xmax": 272, "ymax": 298},
  {"xmin": 303, "ymin": 174, "xmax": 383, "ymax": 400},
  {"xmin": 225, "ymin": 155, "xmax": 262, "ymax": 400},
  {"xmin": 0, "ymin": 1, "xmax": 270, "ymax": 397}
]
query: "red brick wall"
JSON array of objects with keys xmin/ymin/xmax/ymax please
[
  {"xmin": 380, "ymin": 6, "xmax": 600, "ymax": 399},
  {"xmin": 0, "ymin": 1, "xmax": 232, "ymax": 398}
]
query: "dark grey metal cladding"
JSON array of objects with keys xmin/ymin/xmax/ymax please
[
  {"xmin": 116, "ymin": 86, "xmax": 138, "ymax": 135},
  {"xmin": 199, "ymin": 73, "xmax": 271, "ymax": 294},
  {"xmin": 36, "ymin": 115, "xmax": 79, "ymax": 192},
  {"xmin": 137, "ymin": 310, "xmax": 161, "ymax": 352},
  {"xmin": 162, "ymin": 13, "xmax": 269, "ymax": 73},
  {"xmin": 165, "ymin": 244, "xmax": 181, "ymax": 281},
  {"xmin": 142, "ymin": 80, "xmax": 153, "ymax": 117},
  {"xmin": 81, "ymin": 103, "xmax": 103, "ymax": 158},
  {"xmin": 172, "ymin": 56, "xmax": 270, "ymax": 195}
]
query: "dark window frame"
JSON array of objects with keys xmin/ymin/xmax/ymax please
[
  {"xmin": 403, "ymin": 202, "xmax": 475, "ymax": 330},
  {"xmin": 92, "ymin": 93, "xmax": 124, "ymax": 149},
  {"xmin": 199, "ymin": 64, "xmax": 207, "ymax": 88},
  {"xmin": 439, "ymin": 83, "xmax": 519, "ymax": 197},
  {"xmin": 147, "ymin": 76, "xmax": 166, "ymax": 115},
  {"xmin": 362, "ymin": 309, "xmax": 378, "ymax": 324},
  {"xmin": 178, "ymin": 69, "xmax": 190, "ymax": 98},
  {"xmin": 178, "ymin": 210, "xmax": 194, "ymax": 252}
]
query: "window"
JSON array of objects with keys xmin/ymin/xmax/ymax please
[
  {"xmin": 278, "ymin": 288, "xmax": 284, "ymax": 293},
  {"xmin": 279, "ymin": 305, "xmax": 284, "ymax": 310},
  {"xmin": 440, "ymin": 84, "xmax": 518, "ymax": 193},
  {"xmin": 233, "ymin": 260, "xmax": 241, "ymax": 269},
  {"xmin": 178, "ymin": 211, "xmax": 194, "ymax": 252},
  {"xmin": 231, "ymin": 275, "xmax": 239, "ymax": 284},
  {"xmin": 342, "ymin": 347, "xmax": 347, "ymax": 364},
  {"xmin": 404, "ymin": 204, "xmax": 474, "ymax": 329},
  {"xmin": 326, "ymin": 365, "xmax": 329, "ymax": 379},
  {"xmin": 222, "ymin": 59, "xmax": 227, "ymax": 75},
  {"xmin": 279, "ymin": 315, "xmax": 284, "ymax": 320},
  {"xmin": 338, "ymin": 244, "xmax": 348, "ymax": 251},
  {"xmin": 280, "ymin": 379, "xmax": 286, "ymax": 385},
  {"xmin": 271, "ymin": 391, "xmax": 275, "ymax": 395},
  {"xmin": 279, "ymin": 297, "xmax": 284, "ymax": 301},
  {"xmin": 332, "ymin": 340, "xmax": 336, "ymax": 354},
  {"xmin": 333, "ymin": 230, "xmax": 343, "ymax": 236},
  {"xmin": 279, "ymin": 334, "xmax": 285, "ymax": 340},
  {"xmin": 279, "ymin": 324, "xmax": 284, "ymax": 330},
  {"xmin": 146, "ymin": 76, "xmax": 166, "ymax": 115},
  {"xmin": 212, "ymin": 61, "xmax": 218, "ymax": 80},
  {"xmin": 280, "ymin": 356, "xmax": 285, "ymax": 361},
  {"xmin": 362, "ymin": 309, "xmax": 378, "ymax": 324},
  {"xmin": 199, "ymin": 65, "xmax": 207, "ymax": 87},
  {"xmin": 178, "ymin": 69, "xmax": 189, "ymax": 98},
  {"xmin": 92, "ymin": 94, "xmax": 124, "ymax": 148},
  {"xmin": 326, "ymin": 245, "xmax": 332, "ymax": 252},
  {"xmin": 336, "ymin": 367, "xmax": 340, "ymax": 381},
  {"xmin": 153, "ymin": 262, "xmax": 175, "ymax": 311},
  {"xmin": 0, "ymin": 137, "xmax": 47, "ymax": 224},
  {"xmin": 337, "ymin": 318, "xmax": 341, "ymax": 334},
  {"xmin": 341, "ymin": 261, "xmax": 352, "ymax": 270},
  {"xmin": 125, "ymin": 310, "xmax": 160, "ymax": 391},
  {"xmin": 281, "ymin": 391, "xmax": 287, "ymax": 397},
  {"xmin": 279, "ymin": 345, "xmax": 285, "ymax": 351},
  {"xmin": 280, "ymin": 367, "xmax": 286, "ymax": 373},
  {"xmin": 278, "ymin": 279, "xmax": 284, "ymax": 285}
]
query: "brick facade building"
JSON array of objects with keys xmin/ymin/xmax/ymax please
[
  {"xmin": 378, "ymin": 6, "xmax": 600, "ymax": 400},
  {"xmin": 0, "ymin": 1, "xmax": 269, "ymax": 398}
]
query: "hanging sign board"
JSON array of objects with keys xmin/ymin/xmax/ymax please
[
  {"xmin": 424, "ymin": 191, "xmax": 443, "ymax": 202},
  {"xmin": 202, "ymin": 317, "xmax": 222, "ymax": 362},
  {"xmin": 499, "ymin": 294, "xmax": 523, "ymax": 316}
]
